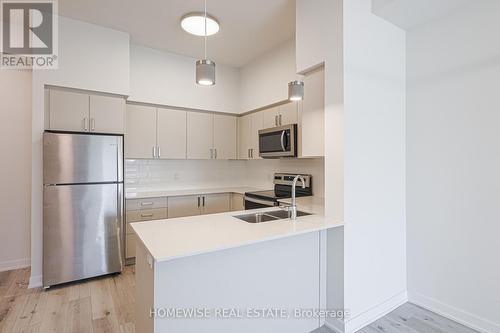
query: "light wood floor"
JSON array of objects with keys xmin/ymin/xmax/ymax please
[
  {"xmin": 0, "ymin": 266, "xmax": 135, "ymax": 333},
  {"xmin": 1, "ymin": 267, "xmax": 478, "ymax": 333},
  {"xmin": 312, "ymin": 302, "xmax": 479, "ymax": 333}
]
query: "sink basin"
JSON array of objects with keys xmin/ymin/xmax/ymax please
[
  {"xmin": 266, "ymin": 210, "xmax": 312, "ymax": 219},
  {"xmin": 233, "ymin": 212, "xmax": 279, "ymax": 223},
  {"xmin": 234, "ymin": 210, "xmax": 312, "ymax": 223}
]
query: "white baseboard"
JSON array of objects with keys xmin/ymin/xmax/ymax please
[
  {"xmin": 325, "ymin": 318, "xmax": 345, "ymax": 333},
  {"xmin": 408, "ymin": 291, "xmax": 500, "ymax": 333},
  {"xmin": 28, "ymin": 275, "xmax": 42, "ymax": 289},
  {"xmin": 0, "ymin": 258, "xmax": 30, "ymax": 272},
  {"xmin": 344, "ymin": 290, "xmax": 408, "ymax": 333}
]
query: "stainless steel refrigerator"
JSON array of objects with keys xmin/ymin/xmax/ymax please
[{"xmin": 43, "ymin": 131, "xmax": 123, "ymax": 288}]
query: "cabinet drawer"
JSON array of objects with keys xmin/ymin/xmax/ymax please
[
  {"xmin": 126, "ymin": 234, "xmax": 136, "ymax": 259},
  {"xmin": 126, "ymin": 208, "xmax": 168, "ymax": 223},
  {"xmin": 126, "ymin": 197, "xmax": 167, "ymax": 211}
]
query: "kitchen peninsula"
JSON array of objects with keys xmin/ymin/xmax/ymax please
[{"xmin": 131, "ymin": 199, "xmax": 343, "ymax": 333}]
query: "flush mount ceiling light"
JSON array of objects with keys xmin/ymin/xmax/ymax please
[
  {"xmin": 195, "ymin": 0, "xmax": 216, "ymax": 86},
  {"xmin": 288, "ymin": 80, "xmax": 305, "ymax": 101},
  {"xmin": 181, "ymin": 13, "xmax": 219, "ymax": 36}
]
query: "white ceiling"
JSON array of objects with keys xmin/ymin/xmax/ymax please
[
  {"xmin": 58, "ymin": 0, "xmax": 295, "ymax": 68},
  {"xmin": 372, "ymin": 0, "xmax": 473, "ymax": 30}
]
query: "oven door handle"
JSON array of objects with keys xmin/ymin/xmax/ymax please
[
  {"xmin": 280, "ymin": 130, "xmax": 287, "ymax": 151},
  {"xmin": 244, "ymin": 196, "xmax": 276, "ymax": 207}
]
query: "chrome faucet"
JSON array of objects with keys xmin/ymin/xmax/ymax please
[{"xmin": 290, "ymin": 175, "xmax": 306, "ymax": 220}]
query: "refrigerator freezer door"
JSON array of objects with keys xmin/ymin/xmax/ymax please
[
  {"xmin": 43, "ymin": 132, "xmax": 123, "ymax": 184},
  {"xmin": 43, "ymin": 183, "xmax": 123, "ymax": 287}
]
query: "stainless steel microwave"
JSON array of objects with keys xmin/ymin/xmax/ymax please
[{"xmin": 258, "ymin": 124, "xmax": 297, "ymax": 158}]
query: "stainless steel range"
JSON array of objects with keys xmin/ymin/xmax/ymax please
[{"xmin": 244, "ymin": 173, "xmax": 312, "ymax": 209}]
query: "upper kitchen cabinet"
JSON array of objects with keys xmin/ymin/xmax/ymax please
[
  {"xmin": 262, "ymin": 106, "xmax": 281, "ymax": 129},
  {"xmin": 186, "ymin": 112, "xmax": 213, "ymax": 159},
  {"xmin": 263, "ymin": 103, "xmax": 298, "ymax": 129},
  {"xmin": 237, "ymin": 114, "xmax": 251, "ymax": 159},
  {"xmin": 213, "ymin": 114, "xmax": 237, "ymax": 160},
  {"xmin": 278, "ymin": 102, "xmax": 298, "ymax": 126},
  {"xmin": 125, "ymin": 104, "xmax": 157, "ymax": 159},
  {"xmin": 48, "ymin": 89, "xmax": 125, "ymax": 134},
  {"xmin": 238, "ymin": 111, "xmax": 264, "ymax": 159},
  {"xmin": 89, "ymin": 95, "xmax": 125, "ymax": 134},
  {"xmin": 157, "ymin": 107, "xmax": 187, "ymax": 159},
  {"xmin": 299, "ymin": 67, "xmax": 325, "ymax": 157},
  {"xmin": 49, "ymin": 90, "xmax": 89, "ymax": 132},
  {"xmin": 250, "ymin": 111, "xmax": 264, "ymax": 159}
]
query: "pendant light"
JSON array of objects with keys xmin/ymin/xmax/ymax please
[
  {"xmin": 288, "ymin": 80, "xmax": 304, "ymax": 101},
  {"xmin": 196, "ymin": 0, "xmax": 216, "ymax": 85}
]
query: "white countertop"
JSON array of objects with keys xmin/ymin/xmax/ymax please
[
  {"xmin": 125, "ymin": 186, "xmax": 264, "ymax": 199},
  {"xmin": 130, "ymin": 198, "xmax": 343, "ymax": 263}
]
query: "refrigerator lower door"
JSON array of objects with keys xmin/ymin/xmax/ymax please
[{"xmin": 43, "ymin": 183, "xmax": 123, "ymax": 287}]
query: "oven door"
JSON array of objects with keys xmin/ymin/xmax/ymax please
[
  {"xmin": 244, "ymin": 196, "xmax": 277, "ymax": 210},
  {"xmin": 259, "ymin": 124, "xmax": 297, "ymax": 158}
]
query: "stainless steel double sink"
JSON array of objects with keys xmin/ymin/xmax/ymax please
[{"xmin": 234, "ymin": 209, "xmax": 312, "ymax": 223}]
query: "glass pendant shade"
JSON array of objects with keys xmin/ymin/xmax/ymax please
[
  {"xmin": 196, "ymin": 59, "xmax": 216, "ymax": 86},
  {"xmin": 288, "ymin": 80, "xmax": 304, "ymax": 101}
]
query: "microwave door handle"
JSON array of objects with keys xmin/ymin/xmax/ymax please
[{"xmin": 280, "ymin": 130, "xmax": 286, "ymax": 151}]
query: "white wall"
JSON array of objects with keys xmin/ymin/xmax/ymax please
[
  {"xmin": 129, "ymin": 45, "xmax": 240, "ymax": 113},
  {"xmin": 0, "ymin": 70, "xmax": 32, "ymax": 272},
  {"xmin": 125, "ymin": 158, "xmax": 325, "ymax": 197},
  {"xmin": 406, "ymin": 1, "xmax": 500, "ymax": 331},
  {"xmin": 343, "ymin": 0, "xmax": 407, "ymax": 332},
  {"xmin": 30, "ymin": 16, "xmax": 131, "ymax": 286},
  {"xmin": 239, "ymin": 39, "xmax": 297, "ymax": 112}
]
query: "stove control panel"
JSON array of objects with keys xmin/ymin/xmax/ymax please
[{"xmin": 273, "ymin": 173, "xmax": 311, "ymax": 188}]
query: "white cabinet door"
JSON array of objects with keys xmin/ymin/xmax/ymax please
[
  {"xmin": 49, "ymin": 90, "xmax": 89, "ymax": 132},
  {"xmin": 167, "ymin": 195, "xmax": 201, "ymax": 218},
  {"xmin": 237, "ymin": 114, "xmax": 251, "ymax": 159},
  {"xmin": 279, "ymin": 102, "xmax": 298, "ymax": 126},
  {"xmin": 262, "ymin": 106, "xmax": 280, "ymax": 129},
  {"xmin": 230, "ymin": 193, "xmax": 245, "ymax": 211},
  {"xmin": 89, "ymin": 95, "xmax": 125, "ymax": 134},
  {"xmin": 213, "ymin": 114, "xmax": 237, "ymax": 160},
  {"xmin": 202, "ymin": 193, "xmax": 231, "ymax": 215},
  {"xmin": 125, "ymin": 104, "xmax": 157, "ymax": 159},
  {"xmin": 299, "ymin": 67, "xmax": 324, "ymax": 157},
  {"xmin": 187, "ymin": 112, "xmax": 213, "ymax": 159},
  {"xmin": 157, "ymin": 107, "xmax": 187, "ymax": 159},
  {"xmin": 250, "ymin": 111, "xmax": 264, "ymax": 159}
]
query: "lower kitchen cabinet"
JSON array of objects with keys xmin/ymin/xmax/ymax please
[
  {"xmin": 167, "ymin": 195, "xmax": 201, "ymax": 218},
  {"xmin": 230, "ymin": 193, "xmax": 245, "ymax": 211},
  {"xmin": 167, "ymin": 193, "xmax": 231, "ymax": 218},
  {"xmin": 125, "ymin": 192, "xmax": 234, "ymax": 261},
  {"xmin": 202, "ymin": 193, "xmax": 231, "ymax": 214}
]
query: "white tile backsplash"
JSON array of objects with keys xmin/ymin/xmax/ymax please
[{"xmin": 125, "ymin": 158, "xmax": 324, "ymax": 196}]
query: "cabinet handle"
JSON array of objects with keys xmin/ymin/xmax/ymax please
[
  {"xmin": 152, "ymin": 145, "xmax": 156, "ymax": 158},
  {"xmin": 90, "ymin": 118, "xmax": 95, "ymax": 131},
  {"xmin": 210, "ymin": 148, "xmax": 213, "ymax": 159},
  {"xmin": 275, "ymin": 115, "xmax": 278, "ymax": 126},
  {"xmin": 83, "ymin": 117, "xmax": 88, "ymax": 131},
  {"xmin": 141, "ymin": 202, "xmax": 154, "ymax": 206},
  {"xmin": 141, "ymin": 213, "xmax": 154, "ymax": 218},
  {"xmin": 250, "ymin": 148, "xmax": 254, "ymax": 159},
  {"xmin": 214, "ymin": 148, "xmax": 217, "ymax": 159},
  {"xmin": 247, "ymin": 148, "xmax": 250, "ymax": 159},
  {"xmin": 157, "ymin": 145, "xmax": 161, "ymax": 158},
  {"xmin": 198, "ymin": 196, "xmax": 200, "ymax": 207},
  {"xmin": 279, "ymin": 114, "xmax": 282, "ymax": 126},
  {"xmin": 202, "ymin": 196, "xmax": 205, "ymax": 207}
]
